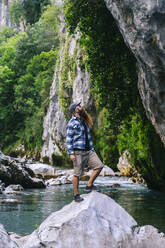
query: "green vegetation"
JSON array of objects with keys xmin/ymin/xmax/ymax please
[
  {"xmin": 64, "ymin": 0, "xmax": 138, "ymax": 167},
  {"xmin": 0, "ymin": 3, "xmax": 60, "ymax": 157},
  {"xmin": 9, "ymin": 0, "xmax": 51, "ymax": 27}
]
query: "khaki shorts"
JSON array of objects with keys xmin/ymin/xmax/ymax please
[{"xmin": 73, "ymin": 150, "xmax": 104, "ymax": 177}]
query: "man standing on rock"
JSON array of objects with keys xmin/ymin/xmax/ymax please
[{"xmin": 66, "ymin": 102, "xmax": 103, "ymax": 202}]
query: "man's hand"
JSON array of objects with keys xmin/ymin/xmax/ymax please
[{"xmin": 70, "ymin": 154, "xmax": 76, "ymax": 162}]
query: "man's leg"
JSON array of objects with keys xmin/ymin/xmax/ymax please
[
  {"xmin": 73, "ymin": 175, "xmax": 79, "ymax": 195},
  {"xmin": 85, "ymin": 150, "xmax": 104, "ymax": 192},
  {"xmin": 87, "ymin": 167, "xmax": 102, "ymax": 187}
]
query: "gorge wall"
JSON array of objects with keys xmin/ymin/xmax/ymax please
[
  {"xmin": 105, "ymin": 0, "xmax": 165, "ymax": 146},
  {"xmin": 41, "ymin": 15, "xmax": 95, "ymax": 165},
  {"xmin": 0, "ymin": 0, "xmax": 13, "ymax": 27}
]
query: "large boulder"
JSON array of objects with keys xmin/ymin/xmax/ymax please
[
  {"xmin": 0, "ymin": 224, "xmax": 19, "ymax": 248},
  {"xmin": 0, "ymin": 151, "xmax": 45, "ymax": 189},
  {"xmin": 117, "ymin": 150, "xmax": 136, "ymax": 176},
  {"xmin": 8, "ymin": 192, "xmax": 165, "ymax": 247},
  {"xmin": 25, "ymin": 163, "xmax": 56, "ymax": 179}
]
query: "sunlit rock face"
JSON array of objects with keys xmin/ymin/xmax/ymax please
[
  {"xmin": 105, "ymin": 0, "xmax": 165, "ymax": 145},
  {"xmin": 41, "ymin": 16, "xmax": 94, "ymax": 165}
]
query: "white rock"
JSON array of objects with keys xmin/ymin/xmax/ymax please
[
  {"xmin": 86, "ymin": 165, "xmax": 115, "ymax": 177},
  {"xmin": 26, "ymin": 163, "xmax": 56, "ymax": 178},
  {"xmin": 117, "ymin": 150, "xmax": 134, "ymax": 176},
  {"xmin": 99, "ymin": 165, "xmax": 115, "ymax": 176},
  {"xmin": 20, "ymin": 192, "xmax": 137, "ymax": 248},
  {"xmin": 45, "ymin": 175, "xmax": 72, "ymax": 187},
  {"xmin": 55, "ymin": 169, "xmax": 74, "ymax": 177},
  {"xmin": 3, "ymin": 185, "xmax": 24, "ymax": 195},
  {"xmin": 134, "ymin": 225, "xmax": 165, "ymax": 248},
  {"xmin": 0, "ymin": 224, "xmax": 19, "ymax": 248}
]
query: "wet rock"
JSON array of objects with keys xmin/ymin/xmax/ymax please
[
  {"xmin": 0, "ymin": 224, "xmax": 19, "ymax": 248},
  {"xmin": 0, "ymin": 180, "xmax": 5, "ymax": 194},
  {"xmin": 112, "ymin": 183, "xmax": 120, "ymax": 187},
  {"xmin": 3, "ymin": 185, "xmax": 24, "ymax": 195},
  {"xmin": 0, "ymin": 151, "xmax": 45, "ymax": 189},
  {"xmin": 45, "ymin": 175, "xmax": 72, "ymax": 187},
  {"xmin": 0, "ymin": 199, "xmax": 23, "ymax": 204}
]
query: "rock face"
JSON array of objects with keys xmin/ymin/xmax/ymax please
[
  {"xmin": 0, "ymin": 151, "xmax": 45, "ymax": 188},
  {"xmin": 0, "ymin": 0, "xmax": 13, "ymax": 27},
  {"xmin": 0, "ymin": 224, "xmax": 19, "ymax": 248},
  {"xmin": 105, "ymin": 0, "xmax": 165, "ymax": 146},
  {"xmin": 10, "ymin": 191, "xmax": 165, "ymax": 248},
  {"xmin": 41, "ymin": 13, "xmax": 94, "ymax": 164}
]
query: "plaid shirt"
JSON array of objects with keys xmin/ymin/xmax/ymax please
[{"xmin": 66, "ymin": 116, "xmax": 94, "ymax": 154}]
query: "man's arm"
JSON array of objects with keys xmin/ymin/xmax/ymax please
[{"xmin": 66, "ymin": 122, "xmax": 75, "ymax": 155}]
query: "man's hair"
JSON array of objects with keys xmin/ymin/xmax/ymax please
[{"xmin": 80, "ymin": 108, "xmax": 93, "ymax": 128}]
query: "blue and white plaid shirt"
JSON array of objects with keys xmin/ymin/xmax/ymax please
[{"xmin": 66, "ymin": 116, "xmax": 94, "ymax": 154}]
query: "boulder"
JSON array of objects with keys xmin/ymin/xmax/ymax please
[
  {"xmin": 0, "ymin": 224, "xmax": 19, "ymax": 248},
  {"xmin": 117, "ymin": 150, "xmax": 135, "ymax": 176},
  {"xmin": 0, "ymin": 151, "xmax": 45, "ymax": 189},
  {"xmin": 134, "ymin": 225, "xmax": 165, "ymax": 248},
  {"xmin": 3, "ymin": 185, "xmax": 24, "ymax": 195},
  {"xmin": 25, "ymin": 163, "xmax": 56, "ymax": 179},
  {"xmin": 45, "ymin": 175, "xmax": 72, "ymax": 187},
  {"xmin": 87, "ymin": 165, "xmax": 115, "ymax": 177},
  {"xmin": 7, "ymin": 192, "xmax": 165, "ymax": 248},
  {"xmin": 16, "ymin": 191, "xmax": 137, "ymax": 248}
]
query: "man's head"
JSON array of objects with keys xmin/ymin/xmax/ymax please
[{"xmin": 69, "ymin": 102, "xmax": 82, "ymax": 114}]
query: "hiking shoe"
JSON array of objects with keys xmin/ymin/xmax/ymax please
[
  {"xmin": 74, "ymin": 194, "xmax": 84, "ymax": 202},
  {"xmin": 84, "ymin": 184, "xmax": 101, "ymax": 193}
]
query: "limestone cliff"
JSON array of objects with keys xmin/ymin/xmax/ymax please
[
  {"xmin": 41, "ymin": 15, "xmax": 95, "ymax": 164},
  {"xmin": 0, "ymin": 0, "xmax": 13, "ymax": 27},
  {"xmin": 105, "ymin": 0, "xmax": 165, "ymax": 146}
]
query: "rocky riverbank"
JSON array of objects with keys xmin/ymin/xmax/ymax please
[{"xmin": 0, "ymin": 150, "xmax": 146, "ymax": 194}]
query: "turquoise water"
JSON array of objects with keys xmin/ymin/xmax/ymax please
[{"xmin": 0, "ymin": 176, "xmax": 165, "ymax": 235}]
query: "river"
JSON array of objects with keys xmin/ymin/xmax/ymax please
[{"xmin": 0, "ymin": 176, "xmax": 165, "ymax": 235}]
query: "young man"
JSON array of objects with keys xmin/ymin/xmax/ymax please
[{"xmin": 66, "ymin": 102, "xmax": 103, "ymax": 202}]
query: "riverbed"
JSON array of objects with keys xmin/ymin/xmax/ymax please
[{"xmin": 0, "ymin": 176, "xmax": 165, "ymax": 235}]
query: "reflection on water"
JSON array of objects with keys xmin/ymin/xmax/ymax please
[{"xmin": 0, "ymin": 177, "xmax": 165, "ymax": 234}]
